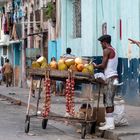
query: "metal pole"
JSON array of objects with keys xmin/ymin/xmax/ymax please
[
  {"xmin": 40, "ymin": 7, "xmax": 44, "ymax": 56},
  {"xmin": 21, "ymin": 0, "xmax": 27, "ymax": 88},
  {"xmin": 27, "ymin": 0, "xmax": 30, "ymax": 48}
]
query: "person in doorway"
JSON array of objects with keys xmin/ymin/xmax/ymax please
[
  {"xmin": 93, "ymin": 34, "xmax": 118, "ymax": 130},
  {"xmin": 62, "ymin": 47, "xmax": 75, "ymax": 59},
  {"xmin": 2, "ymin": 59, "xmax": 13, "ymax": 87}
]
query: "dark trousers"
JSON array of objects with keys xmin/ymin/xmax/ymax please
[{"xmin": 5, "ymin": 73, "xmax": 12, "ymax": 87}]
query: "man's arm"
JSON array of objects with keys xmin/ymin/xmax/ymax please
[
  {"xmin": 93, "ymin": 49, "xmax": 110, "ymax": 69},
  {"xmin": 128, "ymin": 38, "xmax": 140, "ymax": 48}
]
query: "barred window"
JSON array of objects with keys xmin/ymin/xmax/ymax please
[{"xmin": 73, "ymin": 0, "xmax": 81, "ymax": 38}]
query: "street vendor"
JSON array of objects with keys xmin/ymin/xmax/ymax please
[{"xmin": 93, "ymin": 34, "xmax": 119, "ymax": 130}]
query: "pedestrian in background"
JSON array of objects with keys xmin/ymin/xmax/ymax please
[
  {"xmin": 62, "ymin": 47, "xmax": 75, "ymax": 59},
  {"xmin": 2, "ymin": 59, "xmax": 13, "ymax": 87}
]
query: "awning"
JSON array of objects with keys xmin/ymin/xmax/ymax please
[
  {"xmin": 0, "ymin": 42, "xmax": 8, "ymax": 46},
  {"xmin": 9, "ymin": 40, "xmax": 21, "ymax": 44},
  {"xmin": 0, "ymin": 34, "xmax": 10, "ymax": 46}
]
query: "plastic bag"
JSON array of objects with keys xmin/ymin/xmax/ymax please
[{"xmin": 114, "ymin": 100, "xmax": 129, "ymax": 126}]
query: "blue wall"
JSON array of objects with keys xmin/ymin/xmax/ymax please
[
  {"xmin": 13, "ymin": 43, "xmax": 21, "ymax": 66},
  {"xmin": 48, "ymin": 39, "xmax": 62, "ymax": 63},
  {"xmin": 48, "ymin": 41, "xmax": 57, "ymax": 63}
]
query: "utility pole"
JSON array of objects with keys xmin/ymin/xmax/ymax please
[
  {"xmin": 21, "ymin": 0, "xmax": 27, "ymax": 88},
  {"xmin": 27, "ymin": 0, "xmax": 30, "ymax": 48},
  {"xmin": 40, "ymin": 0, "xmax": 44, "ymax": 56}
]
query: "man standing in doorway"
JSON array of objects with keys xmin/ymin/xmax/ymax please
[
  {"xmin": 93, "ymin": 35, "xmax": 118, "ymax": 130},
  {"xmin": 62, "ymin": 47, "xmax": 75, "ymax": 58},
  {"xmin": 2, "ymin": 59, "xmax": 13, "ymax": 87}
]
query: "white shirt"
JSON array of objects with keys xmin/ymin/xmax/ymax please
[{"xmin": 104, "ymin": 47, "xmax": 118, "ymax": 79}]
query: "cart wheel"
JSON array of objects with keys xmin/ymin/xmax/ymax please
[
  {"xmin": 89, "ymin": 121, "xmax": 96, "ymax": 134},
  {"xmin": 42, "ymin": 119, "xmax": 48, "ymax": 129},
  {"xmin": 25, "ymin": 116, "xmax": 30, "ymax": 133},
  {"xmin": 81, "ymin": 124, "xmax": 86, "ymax": 139}
]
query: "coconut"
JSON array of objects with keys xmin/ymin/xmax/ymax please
[
  {"xmin": 75, "ymin": 57, "xmax": 83, "ymax": 65},
  {"xmin": 37, "ymin": 56, "xmax": 47, "ymax": 65},
  {"xmin": 58, "ymin": 63, "xmax": 68, "ymax": 70},
  {"xmin": 77, "ymin": 63, "xmax": 84, "ymax": 72},
  {"xmin": 65, "ymin": 59, "xmax": 75, "ymax": 67},
  {"xmin": 58, "ymin": 58, "xmax": 65, "ymax": 65},
  {"xmin": 85, "ymin": 64, "xmax": 94, "ymax": 74},
  {"xmin": 82, "ymin": 68, "xmax": 90, "ymax": 73},
  {"xmin": 41, "ymin": 62, "xmax": 48, "ymax": 68},
  {"xmin": 32, "ymin": 61, "xmax": 40, "ymax": 68},
  {"xmin": 69, "ymin": 65, "xmax": 78, "ymax": 71},
  {"xmin": 50, "ymin": 61, "xmax": 57, "ymax": 69}
]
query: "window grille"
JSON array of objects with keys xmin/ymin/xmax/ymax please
[{"xmin": 73, "ymin": 0, "xmax": 81, "ymax": 38}]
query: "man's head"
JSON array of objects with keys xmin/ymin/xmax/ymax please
[
  {"xmin": 36, "ymin": 54, "xmax": 41, "ymax": 60},
  {"xmin": 66, "ymin": 48, "xmax": 71, "ymax": 54},
  {"xmin": 98, "ymin": 35, "xmax": 111, "ymax": 48},
  {"xmin": 6, "ymin": 59, "xmax": 9, "ymax": 63}
]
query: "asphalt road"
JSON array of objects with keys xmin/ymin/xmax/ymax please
[{"xmin": 0, "ymin": 98, "xmax": 106, "ymax": 140}]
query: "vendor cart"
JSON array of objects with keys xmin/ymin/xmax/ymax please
[{"xmin": 25, "ymin": 68, "xmax": 102, "ymax": 139}]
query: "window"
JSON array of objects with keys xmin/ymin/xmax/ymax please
[
  {"xmin": 73, "ymin": 0, "xmax": 81, "ymax": 38},
  {"xmin": 3, "ymin": 46, "xmax": 7, "ymax": 56}
]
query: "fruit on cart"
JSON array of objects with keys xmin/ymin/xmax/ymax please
[
  {"xmin": 50, "ymin": 60, "xmax": 57, "ymax": 69},
  {"xmin": 77, "ymin": 63, "xmax": 84, "ymax": 72},
  {"xmin": 69, "ymin": 65, "xmax": 78, "ymax": 71},
  {"xmin": 65, "ymin": 59, "xmax": 75, "ymax": 67},
  {"xmin": 85, "ymin": 63, "xmax": 94, "ymax": 74},
  {"xmin": 58, "ymin": 58, "xmax": 65, "ymax": 65},
  {"xmin": 75, "ymin": 57, "xmax": 83, "ymax": 65},
  {"xmin": 58, "ymin": 63, "xmax": 68, "ymax": 70},
  {"xmin": 37, "ymin": 56, "xmax": 47, "ymax": 65},
  {"xmin": 82, "ymin": 67, "xmax": 90, "ymax": 73},
  {"xmin": 31, "ymin": 61, "xmax": 40, "ymax": 68},
  {"xmin": 41, "ymin": 62, "xmax": 48, "ymax": 68}
]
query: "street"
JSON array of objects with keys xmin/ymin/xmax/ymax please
[{"xmin": 0, "ymin": 98, "xmax": 106, "ymax": 140}]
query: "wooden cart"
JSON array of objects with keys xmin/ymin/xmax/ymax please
[{"xmin": 25, "ymin": 68, "xmax": 102, "ymax": 139}]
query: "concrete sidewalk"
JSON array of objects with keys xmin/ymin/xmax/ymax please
[{"xmin": 0, "ymin": 85, "xmax": 140, "ymax": 140}]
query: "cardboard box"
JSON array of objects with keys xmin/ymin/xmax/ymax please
[{"xmin": 92, "ymin": 107, "xmax": 105, "ymax": 125}]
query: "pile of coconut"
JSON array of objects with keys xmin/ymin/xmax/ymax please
[{"xmin": 31, "ymin": 56, "xmax": 94, "ymax": 74}]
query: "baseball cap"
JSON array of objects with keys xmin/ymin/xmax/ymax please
[{"xmin": 98, "ymin": 34, "xmax": 111, "ymax": 42}]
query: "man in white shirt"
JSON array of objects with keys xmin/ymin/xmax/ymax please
[{"xmin": 93, "ymin": 35, "xmax": 118, "ymax": 130}]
